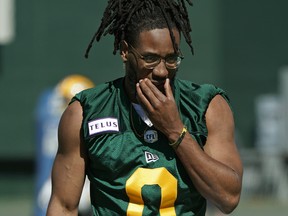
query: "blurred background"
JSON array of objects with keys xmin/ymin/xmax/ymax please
[{"xmin": 0, "ymin": 0, "xmax": 288, "ymax": 215}]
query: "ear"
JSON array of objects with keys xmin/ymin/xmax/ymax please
[{"xmin": 120, "ymin": 40, "xmax": 129, "ymax": 62}]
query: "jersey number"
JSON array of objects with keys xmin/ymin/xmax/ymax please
[{"xmin": 125, "ymin": 167, "xmax": 177, "ymax": 215}]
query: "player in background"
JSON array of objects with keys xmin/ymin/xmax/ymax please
[{"xmin": 35, "ymin": 75, "xmax": 94, "ymax": 216}]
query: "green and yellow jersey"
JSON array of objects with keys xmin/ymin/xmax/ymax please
[{"xmin": 71, "ymin": 77, "xmax": 230, "ymax": 216}]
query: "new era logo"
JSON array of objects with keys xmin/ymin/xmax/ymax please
[{"xmin": 145, "ymin": 151, "xmax": 159, "ymax": 163}]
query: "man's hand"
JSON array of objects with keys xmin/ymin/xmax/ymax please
[{"xmin": 136, "ymin": 78, "xmax": 184, "ymax": 140}]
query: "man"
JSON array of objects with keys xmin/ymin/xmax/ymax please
[{"xmin": 47, "ymin": 0, "xmax": 243, "ymax": 215}]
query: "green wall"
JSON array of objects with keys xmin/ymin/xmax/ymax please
[
  {"xmin": 0, "ymin": 0, "xmax": 222, "ymax": 159},
  {"xmin": 0, "ymin": 0, "xmax": 287, "ymax": 160},
  {"xmin": 222, "ymin": 0, "xmax": 288, "ymax": 148}
]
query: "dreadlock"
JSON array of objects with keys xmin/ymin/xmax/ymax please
[{"xmin": 85, "ymin": 0, "xmax": 194, "ymax": 58}]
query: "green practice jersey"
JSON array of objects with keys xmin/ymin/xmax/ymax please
[{"xmin": 71, "ymin": 77, "xmax": 230, "ymax": 216}]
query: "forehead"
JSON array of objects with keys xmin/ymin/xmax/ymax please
[{"xmin": 136, "ymin": 28, "xmax": 180, "ymax": 52}]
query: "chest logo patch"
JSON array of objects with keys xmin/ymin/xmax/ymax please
[
  {"xmin": 144, "ymin": 130, "xmax": 158, "ymax": 143},
  {"xmin": 145, "ymin": 151, "xmax": 159, "ymax": 163},
  {"xmin": 88, "ymin": 117, "xmax": 119, "ymax": 136}
]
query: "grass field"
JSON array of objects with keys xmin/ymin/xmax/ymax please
[
  {"xmin": 1, "ymin": 172, "xmax": 288, "ymax": 216},
  {"xmin": 0, "ymin": 195, "xmax": 287, "ymax": 216}
]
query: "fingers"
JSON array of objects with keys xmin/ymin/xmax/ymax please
[
  {"xmin": 136, "ymin": 81, "xmax": 154, "ymax": 112},
  {"xmin": 136, "ymin": 78, "xmax": 181, "ymax": 135},
  {"xmin": 164, "ymin": 78, "xmax": 174, "ymax": 99},
  {"xmin": 136, "ymin": 79, "xmax": 168, "ymax": 109}
]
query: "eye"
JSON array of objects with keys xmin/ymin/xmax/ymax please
[
  {"xmin": 165, "ymin": 55, "xmax": 178, "ymax": 64},
  {"xmin": 143, "ymin": 55, "xmax": 159, "ymax": 63}
]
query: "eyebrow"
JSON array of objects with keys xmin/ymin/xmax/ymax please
[
  {"xmin": 141, "ymin": 50, "xmax": 178, "ymax": 58},
  {"xmin": 129, "ymin": 43, "xmax": 178, "ymax": 58}
]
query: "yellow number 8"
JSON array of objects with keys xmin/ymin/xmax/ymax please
[{"xmin": 126, "ymin": 167, "xmax": 177, "ymax": 215}]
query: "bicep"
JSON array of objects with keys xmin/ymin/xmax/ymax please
[
  {"xmin": 49, "ymin": 101, "xmax": 86, "ymax": 212},
  {"xmin": 204, "ymin": 95, "xmax": 242, "ymax": 175}
]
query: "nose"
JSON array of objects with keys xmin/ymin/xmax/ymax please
[{"xmin": 152, "ymin": 59, "xmax": 169, "ymax": 79}]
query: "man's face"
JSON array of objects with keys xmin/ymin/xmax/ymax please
[{"xmin": 123, "ymin": 28, "xmax": 181, "ymax": 102}]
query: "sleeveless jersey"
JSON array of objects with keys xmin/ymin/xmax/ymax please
[{"xmin": 71, "ymin": 77, "xmax": 230, "ymax": 216}]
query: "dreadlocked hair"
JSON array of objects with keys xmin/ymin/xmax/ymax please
[{"xmin": 85, "ymin": 0, "xmax": 194, "ymax": 58}]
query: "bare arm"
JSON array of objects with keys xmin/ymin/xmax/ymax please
[
  {"xmin": 46, "ymin": 101, "xmax": 87, "ymax": 216},
  {"xmin": 174, "ymin": 94, "xmax": 242, "ymax": 213},
  {"xmin": 136, "ymin": 78, "xmax": 243, "ymax": 214}
]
